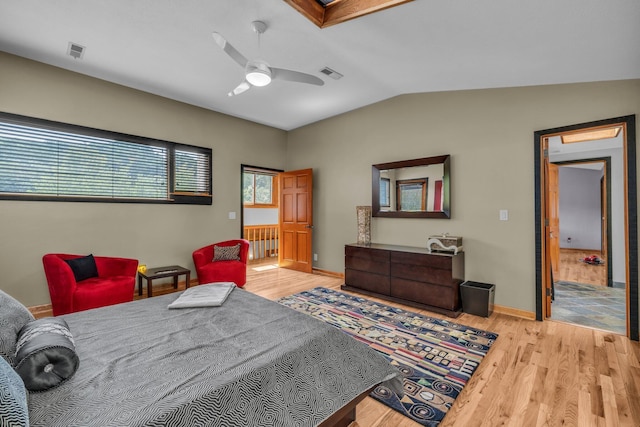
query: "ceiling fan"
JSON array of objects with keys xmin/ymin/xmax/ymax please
[{"xmin": 212, "ymin": 21, "xmax": 324, "ymax": 97}]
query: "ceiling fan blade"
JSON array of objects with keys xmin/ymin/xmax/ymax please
[
  {"xmin": 271, "ymin": 68, "xmax": 324, "ymax": 86},
  {"xmin": 228, "ymin": 81, "xmax": 251, "ymax": 97},
  {"xmin": 212, "ymin": 32, "xmax": 248, "ymax": 68}
]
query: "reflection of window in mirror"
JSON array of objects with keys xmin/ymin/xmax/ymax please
[
  {"xmin": 380, "ymin": 178, "xmax": 390, "ymax": 207},
  {"xmin": 396, "ymin": 178, "xmax": 427, "ymax": 211}
]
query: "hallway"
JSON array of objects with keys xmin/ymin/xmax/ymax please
[{"xmin": 551, "ymin": 248, "xmax": 625, "ymax": 334}]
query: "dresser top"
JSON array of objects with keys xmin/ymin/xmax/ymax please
[{"xmin": 346, "ymin": 243, "xmax": 461, "ymax": 257}]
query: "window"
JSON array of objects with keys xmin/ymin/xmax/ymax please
[
  {"xmin": 174, "ymin": 149, "xmax": 211, "ymax": 196},
  {"xmin": 0, "ymin": 112, "xmax": 211, "ymax": 204},
  {"xmin": 243, "ymin": 170, "xmax": 278, "ymax": 207},
  {"xmin": 380, "ymin": 178, "xmax": 390, "ymax": 207},
  {"xmin": 396, "ymin": 178, "xmax": 427, "ymax": 211}
]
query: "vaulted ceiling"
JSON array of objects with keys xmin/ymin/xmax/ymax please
[{"xmin": 1, "ymin": 0, "xmax": 639, "ymax": 130}]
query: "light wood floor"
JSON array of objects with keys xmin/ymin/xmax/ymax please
[
  {"xmin": 555, "ymin": 248, "xmax": 607, "ymax": 286},
  {"xmin": 244, "ymin": 263, "xmax": 640, "ymax": 427}
]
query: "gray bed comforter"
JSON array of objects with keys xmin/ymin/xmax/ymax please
[{"xmin": 28, "ymin": 289, "xmax": 401, "ymax": 426}]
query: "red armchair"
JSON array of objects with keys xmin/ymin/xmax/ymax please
[
  {"xmin": 192, "ymin": 239, "xmax": 249, "ymax": 287},
  {"xmin": 42, "ymin": 254, "xmax": 138, "ymax": 316}
]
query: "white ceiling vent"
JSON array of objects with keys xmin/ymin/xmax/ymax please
[
  {"xmin": 67, "ymin": 42, "xmax": 85, "ymax": 59},
  {"xmin": 319, "ymin": 67, "xmax": 343, "ymax": 80}
]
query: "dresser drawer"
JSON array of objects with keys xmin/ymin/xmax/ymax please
[
  {"xmin": 345, "ymin": 245, "xmax": 390, "ymax": 276},
  {"xmin": 345, "ymin": 254, "xmax": 389, "ymax": 276},
  {"xmin": 390, "ymin": 278, "xmax": 460, "ymax": 311},
  {"xmin": 346, "ymin": 245, "xmax": 389, "ymax": 262},
  {"xmin": 390, "ymin": 251, "xmax": 453, "ymax": 269},
  {"xmin": 390, "ymin": 263, "xmax": 453, "ymax": 286},
  {"xmin": 345, "ymin": 269, "xmax": 390, "ymax": 295}
]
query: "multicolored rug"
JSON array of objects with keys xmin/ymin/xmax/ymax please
[{"xmin": 277, "ymin": 287, "xmax": 498, "ymax": 426}]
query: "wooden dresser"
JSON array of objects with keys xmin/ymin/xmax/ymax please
[{"xmin": 342, "ymin": 243, "xmax": 465, "ymax": 317}]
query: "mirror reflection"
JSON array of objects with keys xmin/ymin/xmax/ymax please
[{"xmin": 372, "ymin": 155, "xmax": 450, "ymax": 218}]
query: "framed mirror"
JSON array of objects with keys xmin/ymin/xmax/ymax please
[{"xmin": 372, "ymin": 155, "xmax": 450, "ymax": 218}]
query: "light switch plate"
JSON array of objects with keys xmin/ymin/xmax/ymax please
[
  {"xmin": 499, "ymin": 209, "xmax": 509, "ymax": 221},
  {"xmin": 228, "ymin": 211, "xmax": 236, "ymax": 220}
]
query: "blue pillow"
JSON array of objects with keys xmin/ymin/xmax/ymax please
[
  {"xmin": 64, "ymin": 254, "xmax": 98, "ymax": 282},
  {"xmin": 0, "ymin": 356, "xmax": 29, "ymax": 427}
]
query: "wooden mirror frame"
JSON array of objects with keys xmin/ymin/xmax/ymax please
[{"xmin": 372, "ymin": 154, "xmax": 450, "ymax": 218}]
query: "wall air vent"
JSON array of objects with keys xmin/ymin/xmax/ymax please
[
  {"xmin": 319, "ymin": 66, "xmax": 343, "ymax": 80},
  {"xmin": 67, "ymin": 42, "xmax": 85, "ymax": 60}
]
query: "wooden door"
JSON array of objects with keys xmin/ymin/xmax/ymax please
[
  {"xmin": 279, "ymin": 168, "xmax": 313, "ymax": 273},
  {"xmin": 548, "ymin": 163, "xmax": 560, "ymax": 280},
  {"xmin": 600, "ymin": 175, "xmax": 609, "ymax": 284},
  {"xmin": 542, "ymin": 142, "xmax": 559, "ymax": 317}
]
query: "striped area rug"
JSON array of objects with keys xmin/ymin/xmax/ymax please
[{"xmin": 277, "ymin": 287, "xmax": 498, "ymax": 426}]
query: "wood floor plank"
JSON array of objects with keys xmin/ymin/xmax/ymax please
[
  {"xmin": 600, "ymin": 374, "xmax": 621, "ymax": 427},
  {"xmin": 577, "ymin": 389, "xmax": 595, "ymax": 426},
  {"xmin": 534, "ymin": 402, "xmax": 551, "ymax": 427},
  {"xmin": 507, "ymin": 363, "xmax": 538, "ymax": 426}
]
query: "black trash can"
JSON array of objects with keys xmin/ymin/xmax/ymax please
[{"xmin": 460, "ymin": 281, "xmax": 495, "ymax": 317}]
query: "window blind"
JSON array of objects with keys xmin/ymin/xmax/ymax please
[{"xmin": 174, "ymin": 149, "xmax": 211, "ymax": 195}]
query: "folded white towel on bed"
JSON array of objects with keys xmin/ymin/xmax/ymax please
[{"xmin": 167, "ymin": 282, "xmax": 236, "ymax": 309}]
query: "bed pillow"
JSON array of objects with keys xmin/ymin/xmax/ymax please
[
  {"xmin": 14, "ymin": 317, "xmax": 79, "ymax": 392},
  {"xmin": 0, "ymin": 290, "xmax": 35, "ymax": 366},
  {"xmin": 65, "ymin": 254, "xmax": 99, "ymax": 282},
  {"xmin": 0, "ymin": 356, "xmax": 29, "ymax": 427},
  {"xmin": 213, "ymin": 244, "xmax": 241, "ymax": 261}
]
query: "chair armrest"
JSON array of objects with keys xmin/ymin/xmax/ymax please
[
  {"xmin": 95, "ymin": 257, "xmax": 139, "ymax": 278},
  {"xmin": 42, "ymin": 254, "xmax": 79, "ymax": 316},
  {"xmin": 238, "ymin": 239, "xmax": 249, "ymax": 264},
  {"xmin": 193, "ymin": 245, "xmax": 215, "ymax": 269}
]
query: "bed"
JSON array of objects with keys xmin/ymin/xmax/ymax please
[{"xmin": 25, "ymin": 287, "xmax": 401, "ymax": 426}]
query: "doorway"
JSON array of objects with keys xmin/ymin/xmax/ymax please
[
  {"xmin": 554, "ymin": 159, "xmax": 612, "ymax": 287},
  {"xmin": 240, "ymin": 165, "xmax": 315, "ymax": 274},
  {"xmin": 241, "ymin": 165, "xmax": 283, "ymax": 266},
  {"xmin": 534, "ymin": 115, "xmax": 638, "ymax": 340},
  {"xmin": 550, "ymin": 158, "xmax": 626, "ymax": 333}
]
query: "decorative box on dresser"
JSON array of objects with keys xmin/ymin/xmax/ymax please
[{"xmin": 342, "ymin": 243, "xmax": 465, "ymax": 317}]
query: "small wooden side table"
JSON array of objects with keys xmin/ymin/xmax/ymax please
[{"xmin": 138, "ymin": 265, "xmax": 191, "ymax": 297}]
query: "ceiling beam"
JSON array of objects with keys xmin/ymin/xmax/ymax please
[
  {"xmin": 283, "ymin": 0, "xmax": 326, "ymax": 28},
  {"xmin": 283, "ymin": 0, "xmax": 414, "ymax": 28},
  {"xmin": 324, "ymin": 0, "xmax": 413, "ymax": 27}
]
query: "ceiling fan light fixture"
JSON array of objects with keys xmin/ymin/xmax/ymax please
[
  {"xmin": 246, "ymin": 69, "xmax": 272, "ymax": 86},
  {"xmin": 245, "ymin": 61, "xmax": 272, "ymax": 87}
]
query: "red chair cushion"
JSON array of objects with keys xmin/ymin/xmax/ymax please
[
  {"xmin": 197, "ymin": 261, "xmax": 246, "ymax": 287},
  {"xmin": 72, "ymin": 276, "xmax": 136, "ymax": 313}
]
